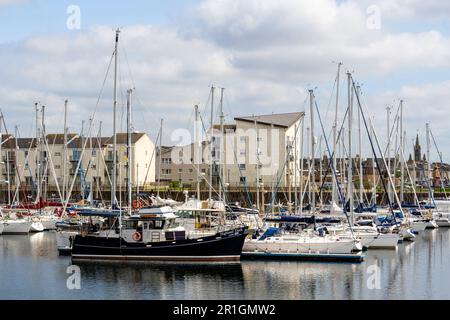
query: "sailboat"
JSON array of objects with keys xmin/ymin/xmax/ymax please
[{"xmin": 244, "ymin": 87, "xmax": 364, "ymax": 260}]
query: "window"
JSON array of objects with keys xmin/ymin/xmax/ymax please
[
  {"xmin": 240, "ymin": 136, "xmax": 246, "ymax": 142},
  {"xmin": 55, "ymin": 152, "xmax": 61, "ymax": 157},
  {"xmin": 240, "ymin": 177, "xmax": 247, "ymax": 184},
  {"xmin": 55, "ymin": 165, "xmax": 61, "ymax": 169},
  {"xmin": 240, "ymin": 150, "xmax": 246, "ymax": 156},
  {"xmin": 239, "ymin": 164, "xmax": 246, "ymax": 171},
  {"xmin": 163, "ymin": 169, "xmax": 172, "ymax": 175},
  {"xmin": 189, "ymin": 169, "xmax": 194, "ymax": 173},
  {"xmin": 178, "ymin": 169, "xmax": 183, "ymax": 174}
]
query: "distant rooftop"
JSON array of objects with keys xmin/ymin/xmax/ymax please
[{"xmin": 235, "ymin": 112, "xmax": 305, "ymax": 128}]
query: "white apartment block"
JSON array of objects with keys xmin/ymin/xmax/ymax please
[
  {"xmin": 156, "ymin": 112, "xmax": 305, "ymax": 189},
  {"xmin": 0, "ymin": 132, "xmax": 155, "ymax": 200}
]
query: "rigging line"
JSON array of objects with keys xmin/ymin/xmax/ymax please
[
  {"xmin": 267, "ymin": 115, "xmax": 303, "ymax": 215},
  {"xmin": 316, "ymin": 102, "xmax": 350, "ymax": 198},
  {"xmin": 352, "ymin": 79, "xmax": 399, "ymax": 224},
  {"xmin": 429, "ymin": 127, "xmax": 448, "ymax": 198},
  {"xmin": 142, "ymin": 130, "xmax": 160, "ymax": 188},
  {"xmin": 62, "ymin": 48, "xmax": 115, "ymax": 214},
  {"xmin": 0, "ymin": 111, "xmax": 33, "ymax": 206},
  {"xmin": 314, "ymin": 97, "xmax": 355, "ymax": 238}
]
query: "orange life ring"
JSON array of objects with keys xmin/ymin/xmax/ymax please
[
  {"xmin": 132, "ymin": 200, "xmax": 143, "ymax": 209},
  {"xmin": 132, "ymin": 232, "xmax": 142, "ymax": 241}
]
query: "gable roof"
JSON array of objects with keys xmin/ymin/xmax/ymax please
[{"xmin": 235, "ymin": 112, "xmax": 304, "ymax": 128}]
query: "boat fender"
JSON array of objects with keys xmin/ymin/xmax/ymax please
[
  {"xmin": 132, "ymin": 200, "xmax": 143, "ymax": 210},
  {"xmin": 132, "ymin": 232, "xmax": 142, "ymax": 241}
]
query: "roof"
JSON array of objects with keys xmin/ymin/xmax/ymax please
[
  {"xmin": 235, "ymin": 112, "xmax": 305, "ymax": 128},
  {"xmin": 1, "ymin": 133, "xmax": 148, "ymax": 149}
]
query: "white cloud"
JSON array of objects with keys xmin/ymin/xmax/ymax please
[{"xmin": 0, "ymin": 0, "xmax": 450, "ymax": 159}]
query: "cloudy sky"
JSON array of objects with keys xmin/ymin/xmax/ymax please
[{"xmin": 1, "ymin": 0, "xmax": 450, "ymax": 161}]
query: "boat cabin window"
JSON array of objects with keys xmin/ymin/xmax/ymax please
[
  {"xmin": 143, "ymin": 220, "xmax": 165, "ymax": 230},
  {"xmin": 125, "ymin": 220, "xmax": 138, "ymax": 229}
]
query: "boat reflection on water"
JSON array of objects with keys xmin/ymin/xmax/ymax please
[{"xmin": 77, "ymin": 262, "xmax": 245, "ymax": 300}]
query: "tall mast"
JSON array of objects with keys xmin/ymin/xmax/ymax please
[
  {"xmin": 306, "ymin": 126, "xmax": 310, "ymax": 211},
  {"xmin": 400, "ymin": 100, "xmax": 405, "ymax": 203},
  {"xmin": 89, "ymin": 117, "xmax": 93, "ymax": 204},
  {"xmin": 357, "ymin": 84, "xmax": 363, "ymax": 205},
  {"xmin": 41, "ymin": 105, "xmax": 47, "ymax": 202},
  {"xmin": 111, "ymin": 28, "xmax": 120, "ymax": 208},
  {"xmin": 299, "ymin": 119, "xmax": 304, "ymax": 214},
  {"xmin": 35, "ymin": 102, "xmax": 40, "ymax": 202},
  {"xmin": 127, "ymin": 89, "xmax": 133, "ymax": 215},
  {"xmin": 426, "ymin": 123, "xmax": 432, "ymax": 200},
  {"xmin": 157, "ymin": 119, "xmax": 163, "ymax": 198},
  {"xmin": 347, "ymin": 72, "xmax": 354, "ymax": 226},
  {"xmin": 386, "ymin": 106, "xmax": 391, "ymax": 203},
  {"xmin": 332, "ymin": 62, "xmax": 342, "ymax": 207},
  {"xmin": 219, "ymin": 87, "xmax": 225, "ymax": 204},
  {"xmin": 63, "ymin": 99, "xmax": 68, "ymax": 202},
  {"xmin": 309, "ymin": 89, "xmax": 316, "ymax": 214},
  {"xmin": 370, "ymin": 118, "xmax": 376, "ymax": 206},
  {"xmin": 14, "ymin": 125, "xmax": 19, "ymax": 204},
  {"xmin": 255, "ymin": 117, "xmax": 260, "ymax": 212},
  {"xmin": 194, "ymin": 105, "xmax": 201, "ymax": 201},
  {"xmin": 81, "ymin": 120, "xmax": 85, "ymax": 201},
  {"xmin": 209, "ymin": 85, "xmax": 215, "ymax": 204}
]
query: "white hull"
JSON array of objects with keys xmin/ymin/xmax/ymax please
[
  {"xmin": 40, "ymin": 219, "xmax": 58, "ymax": 230},
  {"xmin": 410, "ymin": 221, "xmax": 428, "ymax": 233},
  {"xmin": 243, "ymin": 236, "xmax": 360, "ymax": 254},
  {"xmin": 2, "ymin": 220, "xmax": 32, "ymax": 234},
  {"xmin": 358, "ymin": 233, "xmax": 399, "ymax": 249},
  {"xmin": 435, "ymin": 219, "xmax": 450, "ymax": 227},
  {"xmin": 426, "ymin": 220, "xmax": 438, "ymax": 229},
  {"xmin": 400, "ymin": 228, "xmax": 416, "ymax": 241},
  {"xmin": 30, "ymin": 222, "xmax": 45, "ymax": 233}
]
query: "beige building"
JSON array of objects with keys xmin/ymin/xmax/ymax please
[
  {"xmin": 0, "ymin": 132, "xmax": 155, "ymax": 201},
  {"xmin": 155, "ymin": 112, "xmax": 305, "ymax": 189}
]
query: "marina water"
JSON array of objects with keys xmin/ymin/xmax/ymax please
[{"xmin": 1, "ymin": 229, "xmax": 450, "ymax": 300}]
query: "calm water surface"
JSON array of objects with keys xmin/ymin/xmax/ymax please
[{"xmin": 1, "ymin": 229, "xmax": 450, "ymax": 300}]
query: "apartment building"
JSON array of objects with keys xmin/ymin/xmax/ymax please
[
  {"xmin": 155, "ymin": 112, "xmax": 305, "ymax": 189},
  {"xmin": 0, "ymin": 132, "xmax": 155, "ymax": 200}
]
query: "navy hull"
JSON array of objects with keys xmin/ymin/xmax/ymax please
[{"xmin": 72, "ymin": 227, "xmax": 248, "ymax": 262}]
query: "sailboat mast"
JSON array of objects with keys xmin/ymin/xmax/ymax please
[
  {"xmin": 332, "ymin": 62, "xmax": 342, "ymax": 207},
  {"xmin": 426, "ymin": 123, "xmax": 432, "ymax": 199},
  {"xmin": 209, "ymin": 85, "xmax": 215, "ymax": 204},
  {"xmin": 309, "ymin": 89, "xmax": 316, "ymax": 214},
  {"xmin": 194, "ymin": 105, "xmax": 201, "ymax": 201},
  {"xmin": 386, "ymin": 106, "xmax": 391, "ymax": 204},
  {"xmin": 63, "ymin": 99, "xmax": 68, "ymax": 202},
  {"xmin": 219, "ymin": 87, "xmax": 225, "ymax": 204},
  {"xmin": 112, "ymin": 28, "xmax": 120, "ymax": 208},
  {"xmin": 127, "ymin": 89, "xmax": 133, "ymax": 215},
  {"xmin": 347, "ymin": 72, "xmax": 354, "ymax": 226},
  {"xmin": 357, "ymin": 85, "xmax": 363, "ymax": 206},
  {"xmin": 157, "ymin": 119, "xmax": 163, "ymax": 198},
  {"xmin": 35, "ymin": 102, "xmax": 40, "ymax": 203},
  {"xmin": 255, "ymin": 117, "xmax": 260, "ymax": 212},
  {"xmin": 400, "ymin": 100, "xmax": 405, "ymax": 203},
  {"xmin": 41, "ymin": 105, "xmax": 47, "ymax": 202}
]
